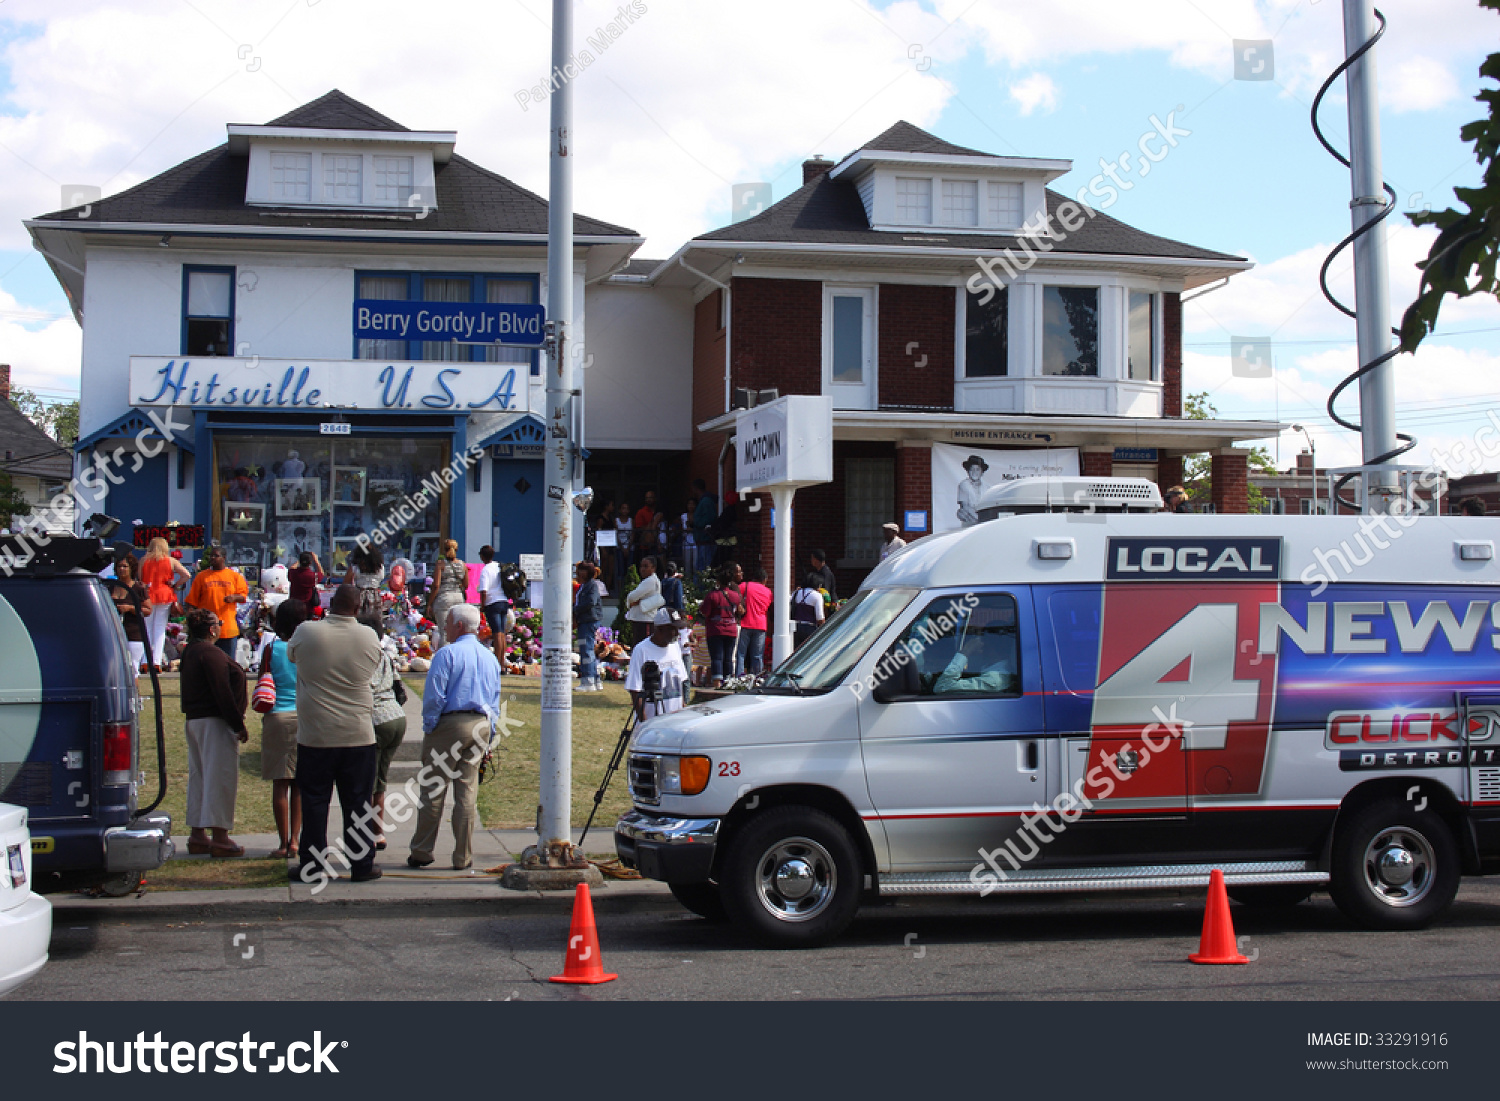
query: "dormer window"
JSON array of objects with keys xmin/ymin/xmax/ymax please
[
  {"xmin": 895, "ymin": 177, "xmax": 931, "ymax": 223},
  {"xmin": 270, "ymin": 152, "xmax": 312, "ymax": 201},
  {"xmin": 323, "ymin": 155, "xmax": 362, "ymax": 201},
  {"xmin": 231, "ymin": 123, "xmax": 452, "ymax": 213},
  {"xmin": 374, "ymin": 156, "xmax": 413, "ymax": 203},
  {"xmin": 987, "ymin": 181, "xmax": 1022, "ymax": 227},
  {"xmin": 941, "ymin": 180, "xmax": 978, "ymax": 227}
]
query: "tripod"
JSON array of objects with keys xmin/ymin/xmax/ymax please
[{"xmin": 578, "ymin": 709, "xmax": 639, "ymax": 849}]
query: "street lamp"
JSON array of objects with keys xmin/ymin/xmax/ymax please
[{"xmin": 1291, "ymin": 424, "xmax": 1318, "ymax": 514}]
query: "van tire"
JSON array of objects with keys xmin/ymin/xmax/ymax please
[
  {"xmin": 669, "ymin": 881, "xmax": 728, "ymax": 922},
  {"xmin": 1227, "ymin": 884, "xmax": 1314, "ymax": 908},
  {"xmin": 1329, "ymin": 799, "xmax": 1460, "ymax": 930},
  {"xmin": 719, "ymin": 807, "xmax": 862, "ymax": 948}
]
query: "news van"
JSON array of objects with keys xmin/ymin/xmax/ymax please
[{"xmin": 614, "ymin": 478, "xmax": 1500, "ymax": 946}]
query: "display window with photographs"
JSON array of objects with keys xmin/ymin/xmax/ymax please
[{"xmin": 212, "ymin": 434, "xmax": 450, "ymax": 572}]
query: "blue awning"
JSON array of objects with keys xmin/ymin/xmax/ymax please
[{"xmin": 75, "ymin": 408, "xmax": 195, "ymax": 454}]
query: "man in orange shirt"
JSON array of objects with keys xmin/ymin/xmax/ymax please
[{"xmin": 187, "ymin": 546, "xmax": 249, "ymax": 659}]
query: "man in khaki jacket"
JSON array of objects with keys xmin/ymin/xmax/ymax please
[{"xmin": 289, "ymin": 584, "xmax": 384, "ymax": 883}]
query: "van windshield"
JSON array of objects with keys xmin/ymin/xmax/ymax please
[{"xmin": 761, "ymin": 587, "xmax": 917, "ymax": 693}]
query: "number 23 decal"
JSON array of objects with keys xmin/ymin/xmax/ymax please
[{"xmin": 718, "ymin": 761, "xmax": 740, "ymax": 777}]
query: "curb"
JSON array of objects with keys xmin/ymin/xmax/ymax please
[{"xmin": 44, "ymin": 881, "xmax": 679, "ymax": 922}]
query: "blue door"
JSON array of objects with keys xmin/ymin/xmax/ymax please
[
  {"xmin": 492, "ymin": 458, "xmax": 544, "ymax": 562},
  {"xmin": 105, "ymin": 452, "xmax": 169, "ymax": 527}
]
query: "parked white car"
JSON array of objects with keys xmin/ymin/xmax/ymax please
[{"xmin": 0, "ymin": 801, "xmax": 51, "ymax": 996}]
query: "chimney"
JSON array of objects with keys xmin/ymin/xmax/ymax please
[
  {"xmin": 803, "ymin": 156, "xmax": 835, "ymax": 185},
  {"xmin": 0, "ymin": 364, "xmax": 9, "ymax": 403},
  {"xmin": 1296, "ymin": 451, "xmax": 1314, "ymax": 474}
]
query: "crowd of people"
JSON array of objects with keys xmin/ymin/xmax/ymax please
[{"xmin": 97, "ymin": 487, "xmax": 909, "ymax": 881}]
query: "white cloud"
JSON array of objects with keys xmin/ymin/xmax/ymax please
[
  {"xmin": 1008, "ymin": 72, "xmax": 1058, "ymax": 116},
  {"xmin": 0, "ymin": 286, "xmax": 82, "ymax": 400},
  {"xmin": 1385, "ymin": 55, "xmax": 1463, "ymax": 113}
]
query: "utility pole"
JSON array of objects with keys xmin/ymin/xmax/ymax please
[
  {"xmin": 503, "ymin": 0, "xmax": 600, "ymax": 890},
  {"xmin": 1341, "ymin": 0, "xmax": 1399, "ymax": 512}
]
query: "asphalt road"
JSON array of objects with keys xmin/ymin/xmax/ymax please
[{"xmin": 14, "ymin": 880, "xmax": 1500, "ymax": 1001}]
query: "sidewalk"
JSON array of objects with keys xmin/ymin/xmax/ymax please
[{"xmin": 62, "ymin": 674, "xmax": 672, "ymax": 915}]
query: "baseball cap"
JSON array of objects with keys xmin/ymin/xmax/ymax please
[{"xmin": 652, "ymin": 607, "xmax": 678, "ymax": 626}]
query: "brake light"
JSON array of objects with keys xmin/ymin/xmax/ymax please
[{"xmin": 102, "ymin": 722, "xmax": 133, "ymax": 786}]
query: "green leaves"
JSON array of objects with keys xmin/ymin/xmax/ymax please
[{"xmin": 1401, "ymin": 14, "xmax": 1500, "ymax": 353}]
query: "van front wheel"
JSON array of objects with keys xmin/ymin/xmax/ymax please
[
  {"xmin": 720, "ymin": 807, "xmax": 862, "ymax": 948},
  {"xmin": 1329, "ymin": 799, "xmax": 1459, "ymax": 930}
]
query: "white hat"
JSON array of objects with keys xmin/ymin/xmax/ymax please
[
  {"xmin": 652, "ymin": 607, "xmax": 677, "ymax": 626},
  {"xmin": 882, "ymin": 522, "xmax": 900, "ymax": 532}
]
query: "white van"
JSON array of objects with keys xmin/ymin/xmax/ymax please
[
  {"xmin": 0, "ymin": 802, "xmax": 51, "ymax": 995},
  {"xmin": 615, "ymin": 481, "xmax": 1500, "ymax": 946}
]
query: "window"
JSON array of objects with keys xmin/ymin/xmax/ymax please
[
  {"xmin": 965, "ymin": 287, "xmax": 1008, "ymax": 377},
  {"xmin": 1041, "ymin": 286, "xmax": 1099, "ymax": 376},
  {"xmin": 1128, "ymin": 291, "xmax": 1155, "ymax": 381},
  {"xmin": 421, "ymin": 277, "xmax": 472, "ymax": 362},
  {"xmin": 987, "ymin": 181, "xmax": 1023, "ymax": 227},
  {"xmin": 883, "ymin": 592, "xmax": 1021, "ymax": 699},
  {"xmin": 183, "ymin": 267, "xmax": 233, "ymax": 356},
  {"xmin": 761, "ymin": 587, "xmax": 917, "ymax": 693},
  {"xmin": 357, "ymin": 274, "xmax": 409, "ymax": 360},
  {"xmin": 896, "ymin": 177, "xmax": 932, "ymax": 223},
  {"xmin": 845, "ymin": 457, "xmax": 894, "ymax": 562},
  {"xmin": 323, "ymin": 155, "xmax": 363, "ymax": 202},
  {"xmin": 941, "ymin": 180, "xmax": 978, "ymax": 226},
  {"xmin": 270, "ymin": 152, "xmax": 311, "ymax": 201},
  {"xmin": 831, "ymin": 295, "xmax": 865, "ymax": 383},
  {"xmin": 484, "ymin": 277, "xmax": 533, "ymax": 365},
  {"xmin": 373, "ymin": 156, "xmax": 413, "ymax": 203}
]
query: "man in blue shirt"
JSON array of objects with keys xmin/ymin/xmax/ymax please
[{"xmin": 408, "ymin": 603, "xmax": 501, "ymax": 870}]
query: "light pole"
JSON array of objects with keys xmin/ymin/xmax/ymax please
[{"xmin": 1291, "ymin": 424, "xmax": 1318, "ymax": 515}]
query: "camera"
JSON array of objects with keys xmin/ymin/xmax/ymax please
[{"xmin": 640, "ymin": 660, "xmax": 663, "ymax": 704}]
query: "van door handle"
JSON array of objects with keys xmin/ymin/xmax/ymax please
[{"xmin": 1017, "ymin": 739, "xmax": 1039, "ymax": 774}]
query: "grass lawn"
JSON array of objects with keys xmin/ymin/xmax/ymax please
[
  {"xmin": 143, "ymin": 858, "xmax": 290, "ymax": 892},
  {"xmin": 139, "ymin": 675, "xmax": 639, "ymax": 834}
]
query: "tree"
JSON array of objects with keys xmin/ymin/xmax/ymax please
[
  {"xmin": 1182, "ymin": 391, "xmax": 1278, "ymax": 511},
  {"xmin": 7, "ymin": 387, "xmax": 78, "ymax": 445},
  {"xmin": 0, "ymin": 471, "xmax": 33, "ymax": 530},
  {"xmin": 1400, "ymin": 1, "xmax": 1500, "ymax": 352}
]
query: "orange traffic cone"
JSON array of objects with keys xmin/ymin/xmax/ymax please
[
  {"xmin": 550, "ymin": 883, "xmax": 618, "ymax": 985},
  {"xmin": 1189, "ymin": 868, "xmax": 1249, "ymax": 965}
]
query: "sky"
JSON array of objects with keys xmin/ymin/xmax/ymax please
[{"xmin": 0, "ymin": 0, "xmax": 1496, "ymax": 477}]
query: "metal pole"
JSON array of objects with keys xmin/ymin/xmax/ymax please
[
  {"xmin": 1341, "ymin": 0, "xmax": 1398, "ymax": 511},
  {"xmin": 770, "ymin": 486, "xmax": 795, "ymax": 666},
  {"xmin": 537, "ymin": 0, "xmax": 577, "ymax": 862}
]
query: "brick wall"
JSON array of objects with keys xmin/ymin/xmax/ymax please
[
  {"xmin": 1159, "ymin": 454, "xmax": 1184, "ymax": 497},
  {"xmin": 1081, "ymin": 451, "xmax": 1114, "ymax": 477},
  {"xmin": 1212, "ymin": 450, "xmax": 1249, "ymax": 514},
  {"xmin": 729, "ymin": 276, "xmax": 821, "ymax": 396},
  {"xmin": 895, "ymin": 443, "xmax": 931, "ymax": 541},
  {"xmin": 690, "ymin": 290, "xmax": 728, "ymax": 490},
  {"xmin": 879, "ymin": 284, "xmax": 954, "ymax": 410},
  {"xmin": 1163, "ymin": 292, "xmax": 1182, "ymax": 418}
]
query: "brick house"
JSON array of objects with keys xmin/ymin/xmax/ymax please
[
  {"xmin": 1253, "ymin": 452, "xmax": 1447, "ymax": 515},
  {"xmin": 643, "ymin": 122, "xmax": 1282, "ymax": 592}
]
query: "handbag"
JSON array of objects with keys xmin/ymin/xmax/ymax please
[{"xmin": 251, "ymin": 642, "xmax": 277, "ymax": 714}]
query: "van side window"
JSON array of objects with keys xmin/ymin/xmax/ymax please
[{"xmin": 885, "ymin": 593, "xmax": 1020, "ymax": 699}]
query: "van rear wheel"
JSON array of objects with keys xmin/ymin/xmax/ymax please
[
  {"xmin": 720, "ymin": 807, "xmax": 862, "ymax": 948},
  {"xmin": 1329, "ymin": 799, "xmax": 1459, "ymax": 930}
]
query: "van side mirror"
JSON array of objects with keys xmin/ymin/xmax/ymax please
[{"xmin": 871, "ymin": 652, "xmax": 918, "ymax": 703}]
